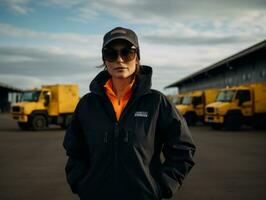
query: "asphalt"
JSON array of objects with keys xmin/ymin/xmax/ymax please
[{"xmin": 0, "ymin": 114, "xmax": 266, "ymax": 200}]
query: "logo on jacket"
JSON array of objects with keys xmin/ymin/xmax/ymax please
[{"xmin": 134, "ymin": 111, "xmax": 148, "ymax": 118}]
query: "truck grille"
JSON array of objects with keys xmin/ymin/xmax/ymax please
[
  {"xmin": 12, "ymin": 106, "xmax": 20, "ymax": 112},
  {"xmin": 206, "ymin": 107, "xmax": 214, "ymax": 113}
]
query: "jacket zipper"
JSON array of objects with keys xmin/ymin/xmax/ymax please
[
  {"xmin": 124, "ymin": 131, "xmax": 129, "ymax": 143},
  {"xmin": 114, "ymin": 122, "xmax": 119, "ymax": 189},
  {"xmin": 104, "ymin": 131, "xmax": 108, "ymax": 143}
]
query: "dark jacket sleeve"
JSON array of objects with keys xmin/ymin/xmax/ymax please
[
  {"xmin": 63, "ymin": 97, "xmax": 89, "ymax": 194},
  {"xmin": 157, "ymin": 95, "xmax": 196, "ymax": 199}
]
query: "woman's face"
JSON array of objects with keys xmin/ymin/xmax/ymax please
[{"xmin": 104, "ymin": 40, "xmax": 138, "ymax": 80}]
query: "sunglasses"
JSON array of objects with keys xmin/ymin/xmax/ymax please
[{"xmin": 103, "ymin": 47, "xmax": 137, "ymax": 62}]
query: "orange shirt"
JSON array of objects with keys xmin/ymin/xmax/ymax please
[{"xmin": 104, "ymin": 79, "xmax": 134, "ymax": 121}]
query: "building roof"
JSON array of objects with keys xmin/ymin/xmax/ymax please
[
  {"xmin": 0, "ymin": 82, "xmax": 24, "ymax": 92},
  {"xmin": 165, "ymin": 39, "xmax": 266, "ymax": 89}
]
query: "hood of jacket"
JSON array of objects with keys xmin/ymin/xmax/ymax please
[{"xmin": 89, "ymin": 65, "xmax": 152, "ymax": 97}]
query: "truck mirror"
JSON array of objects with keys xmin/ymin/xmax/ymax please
[
  {"xmin": 193, "ymin": 97, "xmax": 202, "ymax": 107},
  {"xmin": 16, "ymin": 95, "xmax": 19, "ymax": 102}
]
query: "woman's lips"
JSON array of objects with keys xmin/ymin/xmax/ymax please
[{"xmin": 114, "ymin": 67, "xmax": 127, "ymax": 70}]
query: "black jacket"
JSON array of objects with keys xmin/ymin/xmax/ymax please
[{"xmin": 63, "ymin": 65, "xmax": 196, "ymax": 200}]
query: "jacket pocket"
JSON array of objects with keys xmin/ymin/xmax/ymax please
[
  {"xmin": 78, "ymin": 129, "xmax": 113, "ymax": 197},
  {"xmin": 77, "ymin": 165, "xmax": 113, "ymax": 199},
  {"xmin": 84, "ymin": 129, "xmax": 111, "ymax": 160}
]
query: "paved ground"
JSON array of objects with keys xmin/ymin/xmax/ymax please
[{"xmin": 0, "ymin": 114, "xmax": 266, "ymax": 200}]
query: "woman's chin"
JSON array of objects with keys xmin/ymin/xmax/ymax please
[{"xmin": 112, "ymin": 73, "xmax": 131, "ymax": 79}]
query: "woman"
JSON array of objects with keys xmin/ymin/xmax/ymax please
[{"xmin": 63, "ymin": 27, "xmax": 196, "ymax": 200}]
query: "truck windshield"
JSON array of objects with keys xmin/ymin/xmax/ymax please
[
  {"xmin": 182, "ymin": 96, "xmax": 192, "ymax": 105},
  {"xmin": 173, "ymin": 96, "xmax": 183, "ymax": 105},
  {"xmin": 216, "ymin": 90, "xmax": 235, "ymax": 102},
  {"xmin": 20, "ymin": 91, "xmax": 41, "ymax": 102}
]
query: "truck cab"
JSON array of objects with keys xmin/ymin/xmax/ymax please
[
  {"xmin": 176, "ymin": 89, "xmax": 220, "ymax": 126},
  {"xmin": 176, "ymin": 91, "xmax": 204, "ymax": 126},
  {"xmin": 205, "ymin": 86, "xmax": 253, "ymax": 130},
  {"xmin": 11, "ymin": 84, "xmax": 79, "ymax": 130}
]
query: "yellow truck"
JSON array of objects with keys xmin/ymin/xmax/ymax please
[
  {"xmin": 11, "ymin": 84, "xmax": 79, "ymax": 130},
  {"xmin": 205, "ymin": 83, "xmax": 266, "ymax": 130},
  {"xmin": 176, "ymin": 89, "xmax": 219, "ymax": 126}
]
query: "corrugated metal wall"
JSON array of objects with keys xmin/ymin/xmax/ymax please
[{"xmin": 179, "ymin": 52, "xmax": 266, "ymax": 93}]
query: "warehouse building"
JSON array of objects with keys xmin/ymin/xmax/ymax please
[
  {"xmin": 0, "ymin": 82, "xmax": 23, "ymax": 113},
  {"xmin": 165, "ymin": 40, "xmax": 266, "ymax": 93}
]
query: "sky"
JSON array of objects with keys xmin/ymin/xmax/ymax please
[{"xmin": 0, "ymin": 0, "xmax": 266, "ymax": 97}]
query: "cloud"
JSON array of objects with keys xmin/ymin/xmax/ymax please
[
  {"xmin": 2, "ymin": 0, "xmax": 266, "ymax": 49},
  {"xmin": 67, "ymin": 1, "xmax": 266, "ymax": 49},
  {"xmin": 1, "ymin": 0, "xmax": 32, "ymax": 14},
  {"xmin": 0, "ymin": 34, "xmax": 262, "ymax": 95},
  {"xmin": 0, "ymin": 74, "xmax": 42, "ymax": 89},
  {"xmin": 0, "ymin": 45, "xmax": 100, "ymax": 75},
  {"xmin": 143, "ymin": 35, "xmax": 250, "ymax": 46},
  {"xmin": 0, "ymin": 23, "xmax": 102, "ymax": 46},
  {"xmin": 0, "ymin": 44, "xmax": 99, "ymax": 60},
  {"xmin": 0, "ymin": 44, "xmax": 102, "ymax": 95},
  {"xmin": 0, "ymin": 73, "xmax": 96, "ymax": 96},
  {"xmin": 4, "ymin": 0, "xmax": 266, "ymax": 22},
  {"xmin": 1, "ymin": 23, "xmax": 252, "ymax": 72},
  {"xmin": 65, "ymin": 0, "xmax": 266, "ymax": 24},
  {"xmin": 40, "ymin": 0, "xmax": 83, "ymax": 8},
  {"xmin": 1, "ymin": 0, "xmax": 266, "ymax": 95}
]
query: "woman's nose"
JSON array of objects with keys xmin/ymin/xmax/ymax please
[{"xmin": 116, "ymin": 54, "xmax": 124, "ymax": 62}]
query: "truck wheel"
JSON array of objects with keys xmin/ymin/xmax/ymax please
[
  {"xmin": 61, "ymin": 115, "xmax": 72, "ymax": 129},
  {"xmin": 185, "ymin": 113, "xmax": 198, "ymax": 126},
  {"xmin": 224, "ymin": 114, "xmax": 242, "ymax": 131},
  {"xmin": 17, "ymin": 122, "xmax": 30, "ymax": 131},
  {"xmin": 31, "ymin": 115, "xmax": 47, "ymax": 131}
]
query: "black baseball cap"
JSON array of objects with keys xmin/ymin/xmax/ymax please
[{"xmin": 102, "ymin": 27, "xmax": 140, "ymax": 59}]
